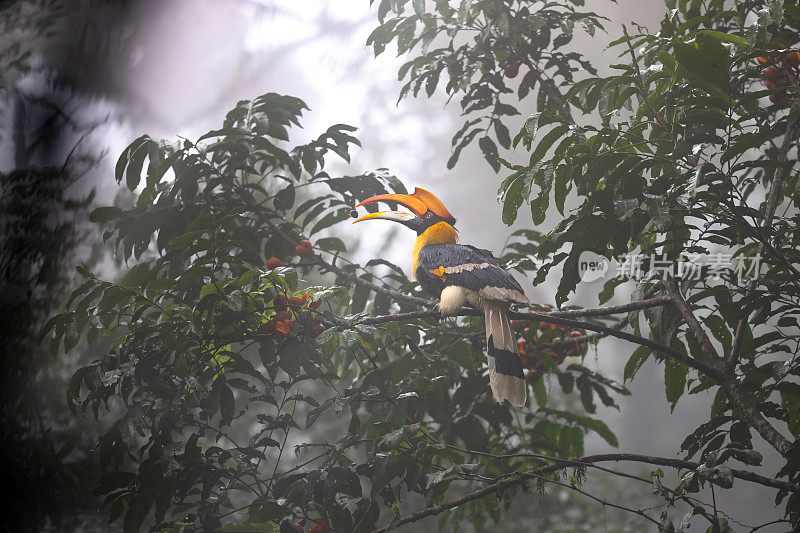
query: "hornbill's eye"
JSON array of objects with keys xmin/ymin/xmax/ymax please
[{"xmin": 425, "ymin": 212, "xmax": 433, "ymax": 219}]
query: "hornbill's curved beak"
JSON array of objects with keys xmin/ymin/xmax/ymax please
[{"xmin": 351, "ymin": 187, "xmax": 456, "ymax": 230}]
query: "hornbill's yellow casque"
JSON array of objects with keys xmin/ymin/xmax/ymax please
[{"xmin": 352, "ymin": 187, "xmax": 529, "ymax": 406}]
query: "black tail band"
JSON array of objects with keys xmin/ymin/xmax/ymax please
[{"xmin": 487, "ymin": 336, "xmax": 524, "ymax": 379}]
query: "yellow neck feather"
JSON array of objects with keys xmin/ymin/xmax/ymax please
[{"xmin": 412, "ymin": 222, "xmax": 458, "ymax": 279}]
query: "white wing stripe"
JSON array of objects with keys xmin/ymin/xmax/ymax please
[{"xmin": 442, "ymin": 262, "xmax": 494, "ymax": 274}]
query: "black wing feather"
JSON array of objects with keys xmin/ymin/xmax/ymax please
[{"xmin": 416, "ymin": 244, "xmax": 526, "ymax": 302}]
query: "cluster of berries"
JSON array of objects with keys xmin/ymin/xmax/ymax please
[
  {"xmin": 263, "ymin": 259, "xmax": 326, "ymax": 339},
  {"xmin": 759, "ymin": 49, "xmax": 800, "ymax": 104},
  {"xmin": 264, "ymin": 239, "xmax": 314, "ymax": 271},
  {"xmin": 511, "ymin": 313, "xmax": 585, "ymax": 383},
  {"xmin": 296, "ymin": 239, "xmax": 314, "ymax": 257},
  {"xmin": 294, "ymin": 519, "xmax": 325, "ymax": 533}
]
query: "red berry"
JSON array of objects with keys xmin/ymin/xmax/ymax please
[
  {"xmin": 764, "ymin": 66, "xmax": 781, "ymax": 81},
  {"xmin": 296, "ymin": 245, "xmax": 313, "ymax": 257},
  {"xmin": 300, "ymin": 239, "xmax": 312, "ymax": 248},
  {"xmin": 275, "ymin": 320, "xmax": 292, "ymax": 335},
  {"xmin": 311, "ymin": 323, "xmax": 327, "ymax": 338},
  {"xmin": 785, "ymin": 51, "xmax": 800, "ymax": 68},
  {"xmin": 765, "ymin": 79, "xmax": 777, "ymax": 90},
  {"xmin": 309, "ymin": 299, "xmax": 322, "ymax": 310},
  {"xmin": 266, "ymin": 257, "xmax": 284, "ymax": 269},
  {"xmin": 770, "ymin": 93, "xmax": 783, "ymax": 104}
]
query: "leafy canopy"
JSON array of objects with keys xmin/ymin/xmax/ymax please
[{"xmin": 47, "ymin": 0, "xmax": 800, "ymax": 531}]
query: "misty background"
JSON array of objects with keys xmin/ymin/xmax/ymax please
[{"xmin": 0, "ymin": 0, "xmax": 786, "ymax": 530}]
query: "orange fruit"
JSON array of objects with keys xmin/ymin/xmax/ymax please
[
  {"xmin": 785, "ymin": 51, "xmax": 800, "ymax": 68},
  {"xmin": 266, "ymin": 257, "xmax": 284, "ymax": 269}
]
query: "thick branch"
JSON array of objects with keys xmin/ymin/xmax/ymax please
[
  {"xmin": 719, "ymin": 379, "xmax": 792, "ymax": 457},
  {"xmin": 352, "ymin": 303, "xmax": 721, "ymax": 381},
  {"xmin": 369, "ymin": 453, "xmax": 800, "ymax": 532}
]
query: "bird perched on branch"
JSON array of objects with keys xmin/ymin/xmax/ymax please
[{"xmin": 351, "ymin": 187, "xmax": 529, "ymax": 406}]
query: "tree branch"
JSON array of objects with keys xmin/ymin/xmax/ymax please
[
  {"xmin": 665, "ymin": 278, "xmax": 721, "ymax": 363},
  {"xmin": 665, "ymin": 279, "xmax": 792, "ymax": 456},
  {"xmin": 350, "ymin": 302, "xmax": 721, "ymax": 381},
  {"xmin": 369, "ymin": 452, "xmax": 800, "ymax": 532}
]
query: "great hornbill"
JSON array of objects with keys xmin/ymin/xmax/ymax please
[{"xmin": 351, "ymin": 187, "xmax": 529, "ymax": 406}]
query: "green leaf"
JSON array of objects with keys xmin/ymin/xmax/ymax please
[
  {"xmin": 665, "ymin": 355, "xmax": 688, "ymax": 411},
  {"xmin": 120, "ymin": 263, "xmax": 151, "ymax": 289},
  {"xmin": 624, "ymin": 346, "xmax": 650, "ymax": 383},
  {"xmin": 500, "ymin": 173, "xmax": 524, "ymax": 225},
  {"xmin": 673, "ymin": 33, "xmax": 730, "ymax": 91},
  {"xmin": 220, "ymin": 383, "xmax": 235, "ymax": 426},
  {"xmin": 89, "ymin": 207, "xmax": 124, "ymax": 223},
  {"xmin": 479, "ymin": 136, "xmax": 500, "ymax": 172},
  {"xmin": 698, "ymin": 30, "xmax": 749, "ymax": 48},
  {"xmin": 274, "ymin": 184, "xmax": 295, "ymax": 210},
  {"xmin": 306, "ymin": 397, "xmax": 336, "ymax": 428},
  {"xmin": 532, "ymin": 379, "xmax": 547, "ymax": 407}
]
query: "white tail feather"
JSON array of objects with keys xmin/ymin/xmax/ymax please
[{"xmin": 483, "ymin": 301, "xmax": 526, "ymax": 407}]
